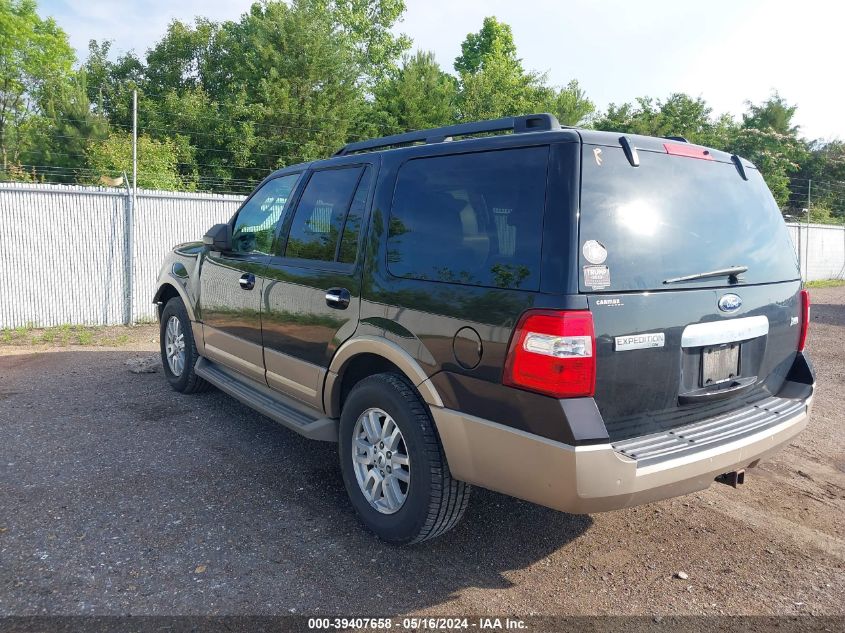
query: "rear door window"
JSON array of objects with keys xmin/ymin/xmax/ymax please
[
  {"xmin": 338, "ymin": 166, "xmax": 372, "ymax": 264},
  {"xmin": 387, "ymin": 146, "xmax": 549, "ymax": 290},
  {"xmin": 284, "ymin": 166, "xmax": 363, "ymax": 262},
  {"xmin": 579, "ymin": 146, "xmax": 800, "ymax": 292}
]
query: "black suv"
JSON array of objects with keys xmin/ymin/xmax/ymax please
[{"xmin": 154, "ymin": 113, "xmax": 815, "ymax": 543}]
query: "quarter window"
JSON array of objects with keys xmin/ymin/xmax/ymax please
[
  {"xmin": 387, "ymin": 147, "xmax": 548, "ymax": 289},
  {"xmin": 231, "ymin": 174, "xmax": 299, "ymax": 254}
]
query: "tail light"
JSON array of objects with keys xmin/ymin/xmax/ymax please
[
  {"xmin": 503, "ymin": 310, "xmax": 596, "ymax": 398},
  {"xmin": 798, "ymin": 289, "xmax": 810, "ymax": 352}
]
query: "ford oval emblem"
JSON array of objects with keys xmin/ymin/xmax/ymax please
[{"xmin": 718, "ymin": 294, "xmax": 742, "ymax": 313}]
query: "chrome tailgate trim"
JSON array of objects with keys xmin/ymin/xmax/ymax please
[{"xmin": 681, "ymin": 315, "xmax": 769, "ymax": 348}]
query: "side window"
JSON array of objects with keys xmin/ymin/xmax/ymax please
[
  {"xmin": 285, "ymin": 166, "xmax": 363, "ymax": 262},
  {"xmin": 338, "ymin": 166, "xmax": 372, "ymax": 264},
  {"xmin": 231, "ymin": 174, "xmax": 299, "ymax": 254},
  {"xmin": 387, "ymin": 147, "xmax": 548, "ymax": 289}
]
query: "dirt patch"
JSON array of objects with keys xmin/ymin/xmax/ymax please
[{"xmin": 0, "ymin": 290, "xmax": 842, "ymax": 616}]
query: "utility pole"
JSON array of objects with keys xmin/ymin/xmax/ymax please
[
  {"xmin": 126, "ymin": 89, "xmax": 138, "ymax": 325},
  {"xmin": 132, "ymin": 89, "xmax": 138, "ymax": 197},
  {"xmin": 805, "ymin": 180, "xmax": 811, "ymax": 281}
]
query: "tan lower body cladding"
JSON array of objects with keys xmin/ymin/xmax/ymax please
[
  {"xmin": 201, "ymin": 326, "xmax": 265, "ymax": 383},
  {"xmin": 429, "ymin": 402, "xmax": 810, "ymax": 514}
]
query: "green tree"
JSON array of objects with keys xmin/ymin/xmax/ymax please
[
  {"xmin": 538, "ymin": 80, "xmax": 594, "ymax": 126},
  {"xmin": 728, "ymin": 127, "xmax": 805, "ymax": 207},
  {"xmin": 458, "ymin": 37, "xmax": 545, "ymax": 120},
  {"xmin": 329, "ymin": 0, "xmax": 411, "ymax": 84},
  {"xmin": 0, "ymin": 0, "xmax": 75, "ymax": 170},
  {"xmin": 742, "ymin": 92, "xmax": 799, "ymax": 136},
  {"xmin": 85, "ymin": 131, "xmax": 184, "ymax": 190},
  {"xmin": 594, "ymin": 93, "xmax": 736, "ymax": 147},
  {"xmin": 455, "ymin": 17, "xmax": 593, "ymax": 124},
  {"xmin": 144, "ymin": 19, "xmax": 218, "ymax": 99},
  {"xmin": 371, "ymin": 51, "xmax": 457, "ymax": 132},
  {"xmin": 454, "ymin": 16, "xmax": 517, "ymax": 75},
  {"xmin": 27, "ymin": 72, "xmax": 110, "ymax": 181},
  {"xmin": 592, "ymin": 92, "xmax": 817, "ymax": 209},
  {"xmin": 119, "ymin": 0, "xmax": 412, "ymax": 186},
  {"xmin": 82, "ymin": 39, "xmax": 144, "ymax": 125},
  {"xmin": 727, "ymin": 94, "xmax": 807, "ymax": 208},
  {"xmin": 795, "ymin": 140, "xmax": 845, "ymax": 223},
  {"xmin": 142, "ymin": 86, "xmax": 246, "ymax": 188},
  {"xmin": 801, "ymin": 140, "xmax": 845, "ymax": 186},
  {"xmin": 98, "ymin": 19, "xmax": 256, "ymax": 189},
  {"xmin": 204, "ymin": 0, "xmax": 363, "ymax": 167}
]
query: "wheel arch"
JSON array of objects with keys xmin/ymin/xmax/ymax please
[
  {"xmin": 324, "ymin": 335, "xmax": 443, "ymax": 418},
  {"xmin": 153, "ymin": 278, "xmax": 196, "ymax": 322}
]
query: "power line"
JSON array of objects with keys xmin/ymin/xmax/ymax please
[
  {"xmin": 5, "ymin": 165, "xmax": 262, "ymax": 189},
  {"xmin": 11, "ymin": 149, "xmax": 280, "ymax": 174},
  {"xmin": 46, "ymin": 112, "xmax": 403, "ymax": 147},
  {"xmin": 14, "ymin": 128, "xmax": 330, "ymax": 160}
]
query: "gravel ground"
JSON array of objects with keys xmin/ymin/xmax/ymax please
[{"xmin": 0, "ymin": 288, "xmax": 843, "ymax": 617}]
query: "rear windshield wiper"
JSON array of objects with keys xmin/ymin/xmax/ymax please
[{"xmin": 663, "ymin": 266, "xmax": 748, "ymax": 285}]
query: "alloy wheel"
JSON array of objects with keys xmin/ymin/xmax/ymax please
[{"xmin": 351, "ymin": 407, "xmax": 411, "ymax": 514}]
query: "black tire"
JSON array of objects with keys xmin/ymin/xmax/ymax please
[
  {"xmin": 339, "ymin": 372, "xmax": 470, "ymax": 544},
  {"xmin": 159, "ymin": 297, "xmax": 211, "ymax": 394}
]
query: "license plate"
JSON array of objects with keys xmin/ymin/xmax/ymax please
[{"xmin": 701, "ymin": 344, "xmax": 740, "ymax": 386}]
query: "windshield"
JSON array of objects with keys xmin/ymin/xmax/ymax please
[{"xmin": 578, "ymin": 145, "xmax": 800, "ymax": 292}]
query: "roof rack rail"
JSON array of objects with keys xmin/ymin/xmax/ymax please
[
  {"xmin": 334, "ymin": 113, "xmax": 560, "ymax": 156},
  {"xmin": 664, "ymin": 135, "xmax": 689, "ymax": 143}
]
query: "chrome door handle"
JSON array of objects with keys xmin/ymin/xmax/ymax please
[
  {"xmin": 239, "ymin": 273, "xmax": 255, "ymax": 290},
  {"xmin": 325, "ymin": 287, "xmax": 351, "ymax": 309}
]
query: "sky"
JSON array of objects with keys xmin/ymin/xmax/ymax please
[{"xmin": 39, "ymin": 0, "xmax": 843, "ymax": 141}]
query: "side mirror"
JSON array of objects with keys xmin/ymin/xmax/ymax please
[{"xmin": 203, "ymin": 223, "xmax": 231, "ymax": 252}]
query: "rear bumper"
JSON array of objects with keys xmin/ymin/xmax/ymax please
[{"xmin": 430, "ymin": 393, "xmax": 812, "ymax": 514}]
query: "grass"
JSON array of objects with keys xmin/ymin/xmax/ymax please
[
  {"xmin": 0, "ymin": 323, "xmax": 147, "ymax": 347},
  {"xmin": 805, "ymin": 279, "xmax": 845, "ymax": 288},
  {"xmin": 38, "ymin": 329, "xmax": 57, "ymax": 343},
  {"xmin": 76, "ymin": 330, "xmax": 94, "ymax": 345}
]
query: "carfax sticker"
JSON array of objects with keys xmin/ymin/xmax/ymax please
[{"xmin": 583, "ymin": 265, "xmax": 611, "ymax": 289}]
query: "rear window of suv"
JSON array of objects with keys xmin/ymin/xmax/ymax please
[
  {"xmin": 579, "ymin": 145, "xmax": 800, "ymax": 292},
  {"xmin": 387, "ymin": 146, "xmax": 548, "ymax": 290}
]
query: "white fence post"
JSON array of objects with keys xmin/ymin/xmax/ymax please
[{"xmin": 122, "ymin": 176, "xmax": 133, "ymax": 325}]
